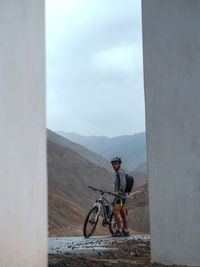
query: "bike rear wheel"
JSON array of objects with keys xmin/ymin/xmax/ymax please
[
  {"xmin": 108, "ymin": 212, "xmax": 118, "ymax": 235},
  {"xmin": 83, "ymin": 207, "xmax": 99, "ymax": 238}
]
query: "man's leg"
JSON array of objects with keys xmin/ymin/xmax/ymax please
[
  {"xmin": 113, "ymin": 204, "xmax": 122, "ymax": 229},
  {"xmin": 120, "ymin": 205, "xmax": 128, "ymax": 229},
  {"xmin": 121, "ymin": 205, "xmax": 129, "ymax": 236}
]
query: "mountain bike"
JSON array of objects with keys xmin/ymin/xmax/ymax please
[{"xmin": 83, "ymin": 185, "xmax": 117, "ymax": 238}]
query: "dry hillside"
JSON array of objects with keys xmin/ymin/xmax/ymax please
[
  {"xmin": 127, "ymin": 183, "xmax": 149, "ymax": 233},
  {"xmin": 47, "ymin": 129, "xmax": 113, "ymax": 173},
  {"xmin": 48, "ymin": 139, "xmax": 114, "ymax": 236},
  {"xmin": 48, "ymin": 130, "xmax": 149, "ymax": 237},
  {"xmin": 48, "ymin": 140, "xmax": 114, "ymax": 210},
  {"xmin": 49, "ymin": 189, "xmax": 85, "ymax": 236}
]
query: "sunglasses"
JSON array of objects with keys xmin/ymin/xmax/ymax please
[{"xmin": 112, "ymin": 162, "xmax": 120, "ymax": 165}]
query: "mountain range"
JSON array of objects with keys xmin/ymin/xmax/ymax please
[
  {"xmin": 57, "ymin": 131, "xmax": 147, "ymax": 171},
  {"xmin": 47, "ymin": 129, "xmax": 148, "ymax": 236}
]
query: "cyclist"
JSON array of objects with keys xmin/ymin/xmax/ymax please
[{"xmin": 111, "ymin": 156, "xmax": 129, "ymax": 237}]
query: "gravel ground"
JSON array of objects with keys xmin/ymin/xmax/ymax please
[
  {"xmin": 48, "ymin": 234, "xmax": 150, "ymax": 254},
  {"xmin": 49, "ymin": 235, "xmax": 188, "ymax": 267}
]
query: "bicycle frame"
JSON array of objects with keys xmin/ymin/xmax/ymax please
[{"xmin": 93, "ymin": 193, "xmax": 113, "ymax": 224}]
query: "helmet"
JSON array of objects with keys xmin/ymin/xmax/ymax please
[{"xmin": 110, "ymin": 156, "xmax": 122, "ymax": 164}]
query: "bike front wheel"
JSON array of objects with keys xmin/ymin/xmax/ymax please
[{"xmin": 83, "ymin": 207, "xmax": 99, "ymax": 238}]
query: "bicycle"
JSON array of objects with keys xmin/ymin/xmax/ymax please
[{"xmin": 83, "ymin": 185, "xmax": 118, "ymax": 238}]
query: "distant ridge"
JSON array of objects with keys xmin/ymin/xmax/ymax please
[
  {"xmin": 57, "ymin": 131, "xmax": 147, "ymax": 171},
  {"xmin": 47, "ymin": 129, "xmax": 113, "ymax": 173}
]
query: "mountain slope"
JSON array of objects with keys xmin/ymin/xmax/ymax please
[
  {"xmin": 48, "ymin": 189, "xmax": 85, "ymax": 236},
  {"xmin": 48, "ymin": 140, "xmax": 114, "ymax": 210},
  {"xmin": 57, "ymin": 131, "xmax": 147, "ymax": 171},
  {"xmin": 47, "ymin": 129, "xmax": 113, "ymax": 173},
  {"xmin": 127, "ymin": 183, "xmax": 149, "ymax": 233},
  {"xmin": 48, "ymin": 138, "xmax": 116, "ymax": 236},
  {"xmin": 130, "ymin": 170, "xmax": 147, "ymax": 187}
]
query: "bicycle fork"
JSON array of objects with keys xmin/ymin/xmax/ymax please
[{"xmin": 93, "ymin": 202, "xmax": 101, "ymax": 221}]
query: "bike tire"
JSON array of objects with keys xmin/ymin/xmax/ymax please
[
  {"xmin": 83, "ymin": 207, "xmax": 99, "ymax": 238},
  {"xmin": 108, "ymin": 212, "xmax": 118, "ymax": 235}
]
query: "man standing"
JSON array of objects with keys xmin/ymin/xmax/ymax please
[{"xmin": 111, "ymin": 156, "xmax": 129, "ymax": 237}]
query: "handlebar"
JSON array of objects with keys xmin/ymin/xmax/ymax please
[{"xmin": 88, "ymin": 185, "xmax": 116, "ymax": 196}]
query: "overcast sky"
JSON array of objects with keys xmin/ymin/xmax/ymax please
[{"xmin": 46, "ymin": 0, "xmax": 145, "ymax": 137}]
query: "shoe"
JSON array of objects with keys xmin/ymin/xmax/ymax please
[
  {"xmin": 123, "ymin": 229, "xmax": 130, "ymax": 236},
  {"xmin": 112, "ymin": 230, "xmax": 124, "ymax": 237}
]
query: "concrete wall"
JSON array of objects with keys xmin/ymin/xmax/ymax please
[
  {"xmin": 142, "ymin": 0, "xmax": 200, "ymax": 265},
  {"xmin": 0, "ymin": 1, "xmax": 47, "ymax": 266}
]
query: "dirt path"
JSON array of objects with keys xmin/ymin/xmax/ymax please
[{"xmin": 48, "ymin": 235, "xmax": 179, "ymax": 267}]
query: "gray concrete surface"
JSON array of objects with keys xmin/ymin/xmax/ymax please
[
  {"xmin": 142, "ymin": 0, "xmax": 200, "ymax": 265},
  {"xmin": 0, "ymin": 1, "xmax": 47, "ymax": 266}
]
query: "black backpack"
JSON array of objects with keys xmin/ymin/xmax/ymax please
[
  {"xmin": 125, "ymin": 173, "xmax": 134, "ymax": 193},
  {"xmin": 117, "ymin": 171, "xmax": 134, "ymax": 193}
]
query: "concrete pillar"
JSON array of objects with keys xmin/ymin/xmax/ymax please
[
  {"xmin": 0, "ymin": 1, "xmax": 47, "ymax": 266},
  {"xmin": 142, "ymin": 0, "xmax": 200, "ymax": 265}
]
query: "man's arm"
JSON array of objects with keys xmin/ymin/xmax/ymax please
[{"xmin": 117, "ymin": 169, "xmax": 126, "ymax": 195}]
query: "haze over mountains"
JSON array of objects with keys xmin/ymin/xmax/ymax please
[
  {"xmin": 47, "ymin": 129, "xmax": 148, "ymax": 236},
  {"xmin": 57, "ymin": 131, "xmax": 147, "ymax": 171}
]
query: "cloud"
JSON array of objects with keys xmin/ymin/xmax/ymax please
[{"xmin": 46, "ymin": 0, "xmax": 145, "ymax": 137}]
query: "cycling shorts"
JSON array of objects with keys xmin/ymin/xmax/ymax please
[{"xmin": 115, "ymin": 198, "xmax": 126, "ymax": 205}]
